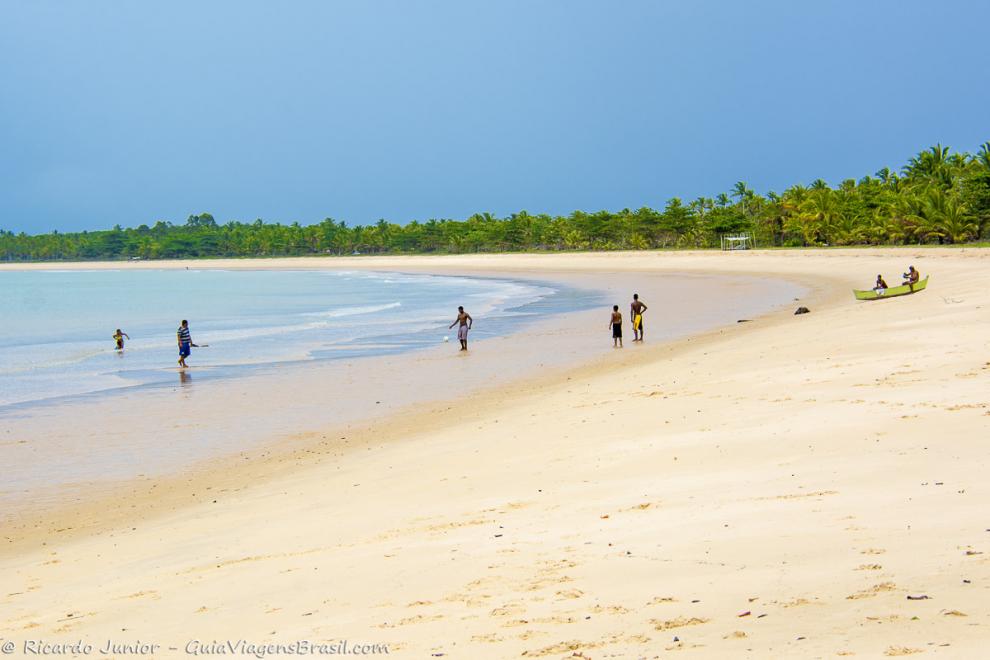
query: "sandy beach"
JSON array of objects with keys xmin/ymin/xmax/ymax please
[{"xmin": 2, "ymin": 248, "xmax": 989, "ymax": 658}]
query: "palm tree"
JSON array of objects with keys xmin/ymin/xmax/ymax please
[
  {"xmin": 977, "ymin": 142, "xmax": 990, "ymax": 171},
  {"xmin": 904, "ymin": 143, "xmax": 953, "ymax": 188},
  {"xmin": 902, "ymin": 188, "xmax": 945, "ymax": 243},
  {"xmin": 689, "ymin": 197, "xmax": 712, "ymax": 222},
  {"xmin": 911, "ymin": 189, "xmax": 977, "ymax": 243},
  {"xmin": 936, "ymin": 198, "xmax": 978, "ymax": 243},
  {"xmin": 731, "ymin": 181, "xmax": 752, "ymax": 203},
  {"xmin": 797, "ymin": 188, "xmax": 842, "ymax": 245},
  {"xmin": 731, "ymin": 181, "xmax": 756, "ymax": 217}
]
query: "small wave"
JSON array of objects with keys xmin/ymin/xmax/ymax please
[
  {"xmin": 0, "ymin": 343, "xmax": 111, "ymax": 375},
  {"xmin": 302, "ymin": 302, "xmax": 402, "ymax": 318},
  {"xmin": 37, "ymin": 269, "xmax": 122, "ymax": 274}
]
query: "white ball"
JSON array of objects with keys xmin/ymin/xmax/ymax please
[{"xmin": 443, "ymin": 336, "xmax": 449, "ymax": 342}]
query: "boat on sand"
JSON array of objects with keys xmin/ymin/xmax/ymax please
[{"xmin": 853, "ymin": 276, "xmax": 929, "ymax": 301}]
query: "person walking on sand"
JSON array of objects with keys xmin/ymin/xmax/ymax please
[
  {"xmin": 448, "ymin": 306, "xmax": 473, "ymax": 351},
  {"xmin": 112, "ymin": 328, "xmax": 130, "ymax": 351},
  {"xmin": 610, "ymin": 305, "xmax": 623, "ymax": 348},
  {"xmin": 630, "ymin": 293, "xmax": 648, "ymax": 342},
  {"xmin": 176, "ymin": 319, "xmax": 198, "ymax": 368}
]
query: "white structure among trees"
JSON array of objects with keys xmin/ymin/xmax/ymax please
[{"xmin": 720, "ymin": 233, "xmax": 753, "ymax": 250}]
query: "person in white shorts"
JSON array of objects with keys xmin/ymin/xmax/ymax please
[{"xmin": 448, "ymin": 306, "xmax": 473, "ymax": 351}]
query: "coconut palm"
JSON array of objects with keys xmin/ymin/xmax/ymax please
[
  {"xmin": 977, "ymin": 142, "xmax": 990, "ymax": 171},
  {"xmin": 731, "ymin": 181, "xmax": 753, "ymax": 203},
  {"xmin": 795, "ymin": 188, "xmax": 843, "ymax": 245},
  {"xmin": 936, "ymin": 198, "xmax": 978, "ymax": 243},
  {"xmin": 902, "ymin": 188, "xmax": 946, "ymax": 243},
  {"xmin": 904, "ymin": 144, "xmax": 954, "ymax": 188}
]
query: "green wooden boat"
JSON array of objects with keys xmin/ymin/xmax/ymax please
[{"xmin": 853, "ymin": 276, "xmax": 928, "ymax": 301}]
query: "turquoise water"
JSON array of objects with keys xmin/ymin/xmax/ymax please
[{"xmin": 0, "ymin": 269, "xmax": 595, "ymax": 408}]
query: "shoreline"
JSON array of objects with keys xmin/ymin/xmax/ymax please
[
  {"xmin": 1, "ymin": 241, "xmax": 987, "ymax": 273},
  {"xmin": 4, "ymin": 248, "xmax": 987, "ymax": 657},
  {"xmin": 2, "ymin": 261, "xmax": 809, "ymax": 554},
  {"xmin": 0, "ymin": 270, "xmax": 593, "ymax": 411}
]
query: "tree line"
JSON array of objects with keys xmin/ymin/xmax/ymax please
[{"xmin": 2, "ymin": 142, "xmax": 989, "ymax": 262}]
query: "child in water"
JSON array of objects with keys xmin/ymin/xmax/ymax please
[
  {"xmin": 610, "ymin": 305, "xmax": 623, "ymax": 348},
  {"xmin": 112, "ymin": 329, "xmax": 130, "ymax": 351}
]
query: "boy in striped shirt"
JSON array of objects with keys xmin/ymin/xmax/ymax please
[{"xmin": 177, "ymin": 319, "xmax": 198, "ymax": 368}]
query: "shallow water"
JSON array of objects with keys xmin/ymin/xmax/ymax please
[{"xmin": 0, "ymin": 269, "xmax": 592, "ymax": 408}]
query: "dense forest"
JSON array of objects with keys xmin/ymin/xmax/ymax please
[{"xmin": 2, "ymin": 143, "xmax": 989, "ymax": 261}]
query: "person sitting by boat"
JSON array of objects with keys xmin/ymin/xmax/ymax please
[
  {"xmin": 873, "ymin": 274, "xmax": 888, "ymax": 294},
  {"xmin": 902, "ymin": 266, "xmax": 920, "ymax": 290}
]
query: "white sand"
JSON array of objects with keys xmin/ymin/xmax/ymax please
[{"xmin": 2, "ymin": 249, "xmax": 988, "ymax": 658}]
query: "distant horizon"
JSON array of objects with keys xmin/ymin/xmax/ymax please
[{"xmin": 3, "ymin": 1, "xmax": 989, "ymax": 234}]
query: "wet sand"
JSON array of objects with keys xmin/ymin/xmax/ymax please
[
  {"xmin": 1, "ymin": 249, "xmax": 988, "ymax": 658},
  {"xmin": 0, "ymin": 267, "xmax": 800, "ymax": 523}
]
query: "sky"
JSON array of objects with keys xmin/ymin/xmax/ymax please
[{"xmin": 1, "ymin": 0, "xmax": 988, "ymax": 234}]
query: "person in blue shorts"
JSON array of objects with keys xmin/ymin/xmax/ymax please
[{"xmin": 176, "ymin": 319, "xmax": 198, "ymax": 368}]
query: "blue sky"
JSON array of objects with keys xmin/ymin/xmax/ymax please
[{"xmin": 1, "ymin": 0, "xmax": 988, "ymax": 233}]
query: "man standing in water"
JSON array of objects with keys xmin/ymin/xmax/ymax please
[
  {"xmin": 177, "ymin": 319, "xmax": 198, "ymax": 368},
  {"xmin": 630, "ymin": 293, "xmax": 648, "ymax": 342},
  {"xmin": 448, "ymin": 306, "xmax": 473, "ymax": 351},
  {"xmin": 610, "ymin": 305, "xmax": 623, "ymax": 348}
]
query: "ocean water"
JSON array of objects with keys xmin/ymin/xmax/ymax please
[{"xmin": 0, "ymin": 268, "xmax": 594, "ymax": 408}]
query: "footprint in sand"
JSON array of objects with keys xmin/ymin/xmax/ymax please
[
  {"xmin": 521, "ymin": 640, "xmax": 600, "ymax": 657},
  {"xmin": 490, "ymin": 602, "xmax": 526, "ymax": 617},
  {"xmin": 590, "ymin": 604, "xmax": 630, "ymax": 615},
  {"xmin": 533, "ymin": 615, "xmax": 577, "ymax": 625},
  {"xmin": 622, "ymin": 501, "xmax": 660, "ymax": 512},
  {"xmin": 377, "ymin": 613, "xmax": 443, "ymax": 628},
  {"xmin": 756, "ymin": 490, "xmax": 838, "ymax": 501},
  {"xmin": 846, "ymin": 582, "xmax": 897, "ymax": 600},
  {"xmin": 502, "ymin": 619, "xmax": 530, "ymax": 628},
  {"xmin": 651, "ymin": 616, "xmax": 710, "ymax": 631},
  {"xmin": 118, "ymin": 590, "xmax": 160, "ymax": 600},
  {"xmin": 885, "ymin": 647, "xmax": 923, "ymax": 656}
]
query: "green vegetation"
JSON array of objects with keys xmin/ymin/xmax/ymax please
[{"xmin": 3, "ymin": 142, "xmax": 989, "ymax": 261}]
